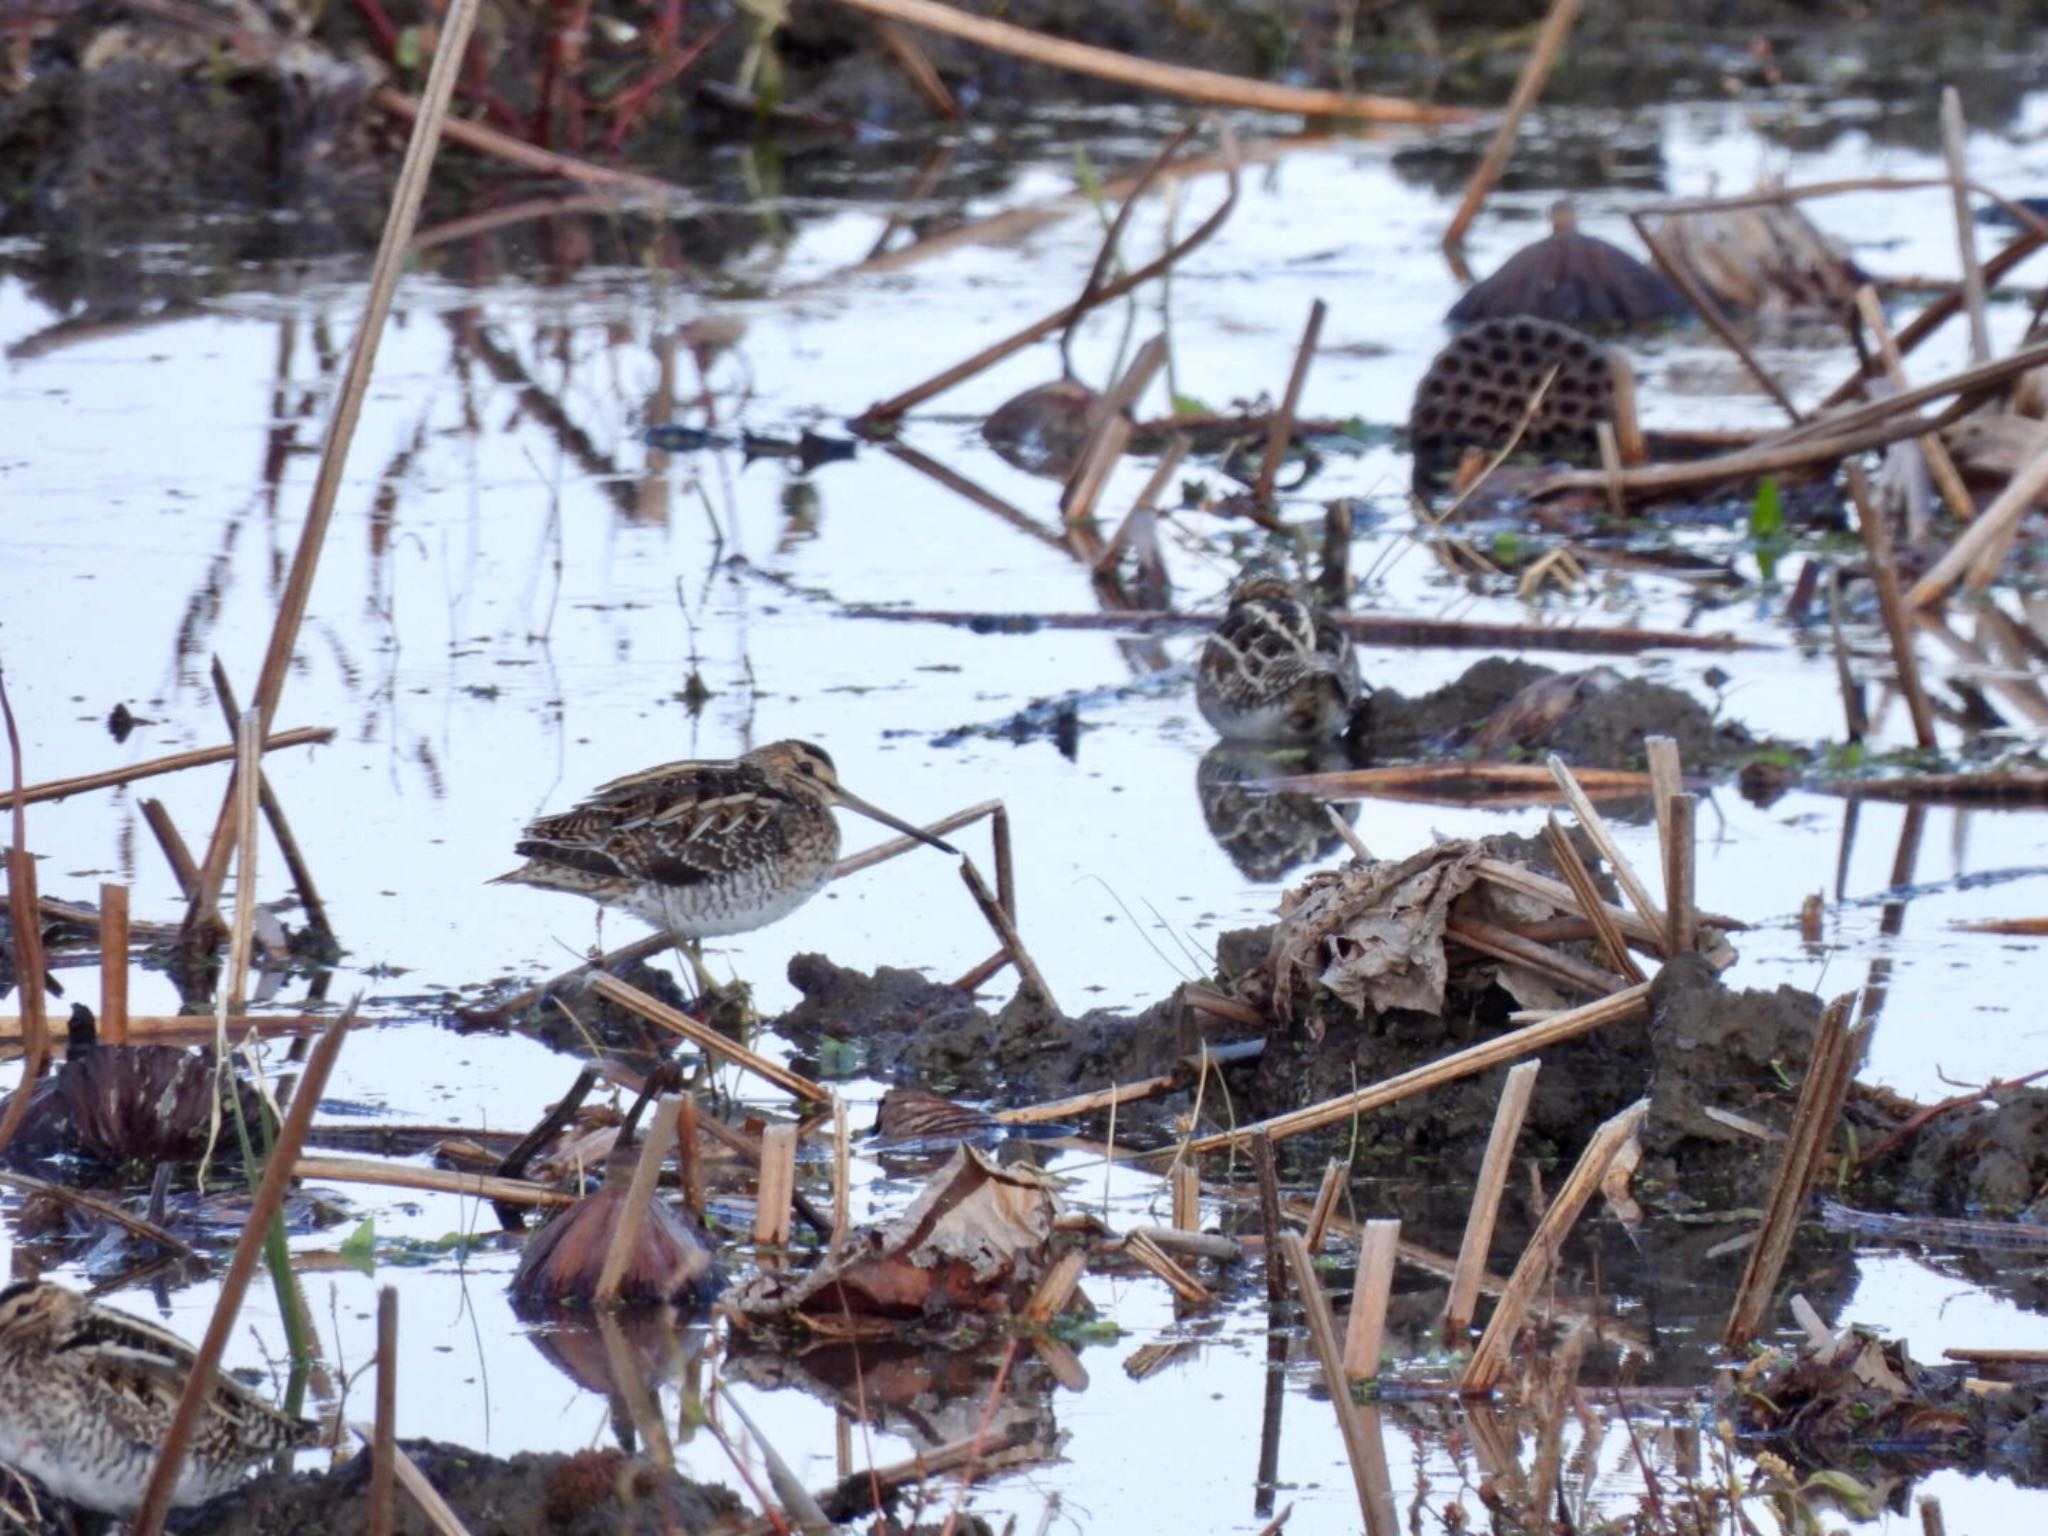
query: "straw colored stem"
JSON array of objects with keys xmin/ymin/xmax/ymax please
[
  {"xmin": 226, "ymin": 710, "xmax": 263, "ymax": 1010},
  {"xmin": 1547, "ymin": 754, "xmax": 1666, "ymax": 947},
  {"xmin": 0, "ymin": 1167, "xmax": 194, "ymax": 1257},
  {"xmin": 1171, "ymin": 1161, "xmax": 1200, "ymax": 1231},
  {"xmin": 993, "ymin": 1070, "xmax": 1181, "ymax": 1126},
  {"xmin": 951, "ymin": 948, "xmax": 1013, "ymax": 991},
  {"xmin": 677, "ymin": 1093, "xmax": 704, "ymax": 1217},
  {"xmin": 1661, "ymin": 794, "xmax": 1696, "ymax": 959},
  {"xmin": 1125, "ymin": 1231, "xmax": 1214, "ymax": 1306},
  {"xmin": 1843, "ymin": 464, "xmax": 1938, "ymax": 748},
  {"xmin": 587, "ymin": 972, "xmax": 831, "ymax": 1103},
  {"xmin": 389, "ymin": 1442, "xmax": 480, "ymax": 1536},
  {"xmin": 1631, "ymin": 212, "xmax": 1801, "ymax": 422},
  {"xmin": 595, "ymin": 1095, "xmax": 680, "ymax": 1303},
  {"xmin": 883, "ymin": 441, "xmax": 1067, "ymax": 551},
  {"xmin": 1441, "ymin": 0, "xmax": 1584, "ymax": 251},
  {"xmin": 960, "ymin": 859, "xmax": 1058, "ymax": 1013},
  {"xmin": 0, "ymin": 727, "xmax": 335, "ymax": 812},
  {"xmin": 1182, "ymin": 983, "xmax": 1648, "ymax": 1156},
  {"xmin": 823, "ymin": 0, "xmax": 1470, "ymax": 122},
  {"xmin": 1022, "ymin": 1247, "xmax": 1088, "ymax": 1323},
  {"xmin": 1852, "ymin": 286, "xmax": 1975, "ymax": 525},
  {"xmin": 140, "ymin": 798, "xmax": 202, "ymax": 898},
  {"xmin": 1096, "ymin": 439, "xmax": 1188, "ymax": 575},
  {"xmin": 369, "ymin": 1287, "xmax": 397, "ymax": 1536},
  {"xmin": 1723, "ymin": 993, "xmax": 1859, "ymax": 1348},
  {"xmin": 1302, "ymin": 1157, "xmax": 1347, "ymax": 1252},
  {"xmin": 753, "ymin": 1122, "xmax": 798, "ymax": 1247},
  {"xmin": 1250, "ymin": 1132, "xmax": 1286, "ymax": 1305},
  {"xmin": 1908, "ymin": 437, "xmax": 2048, "ymax": 605},
  {"xmin": 1541, "ymin": 820, "xmax": 1644, "ymax": 983},
  {"xmin": 211, "ymin": 659, "xmax": 332, "ymax": 934},
  {"xmin": 0, "ymin": 1012, "xmax": 332, "ymax": 1044},
  {"xmin": 870, "ymin": 17, "xmax": 959, "ymax": 118},
  {"xmin": 1278, "ymin": 1231, "xmax": 1385, "ymax": 1526},
  {"xmin": 830, "ymin": 1096, "xmax": 851, "ymax": 1247},
  {"xmin": 132, "ymin": 1006, "xmax": 352, "ymax": 1536},
  {"xmin": 1644, "ymin": 736, "xmax": 1681, "ymax": 859},
  {"xmin": 1254, "ymin": 299, "xmax": 1326, "ymax": 504},
  {"xmin": 1342, "ymin": 1219, "xmax": 1401, "ymax": 1381},
  {"xmin": 1443, "ymin": 1061, "xmax": 1540, "ymax": 1338},
  {"xmin": 1459, "ymin": 1097, "xmax": 1648, "ymax": 1394},
  {"xmin": 1270, "ymin": 762, "xmax": 1655, "ymax": 798},
  {"xmin": 1062, "ymin": 335, "xmax": 1170, "ymax": 535},
  {"xmin": 98, "ymin": 881, "xmax": 130, "ymax": 1045},
  {"xmin": 1445, "ymin": 915, "xmax": 1626, "ymax": 999},
  {"xmin": 0, "ymin": 854, "xmax": 49, "ymax": 1159},
  {"xmin": 832, "ymin": 799, "xmax": 1003, "ymax": 880},
  {"xmin": 1940, "ymin": 88, "xmax": 1991, "ymax": 365},
  {"xmin": 293, "ymin": 1155, "xmax": 574, "ymax": 1207}
]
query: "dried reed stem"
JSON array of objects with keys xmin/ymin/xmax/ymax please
[
  {"xmin": 1459, "ymin": 1097, "xmax": 1648, "ymax": 1393},
  {"xmin": 1852, "ymin": 286, "xmax": 1976, "ymax": 525},
  {"xmin": 825, "ymin": 0, "xmax": 1470, "ymax": 122},
  {"xmin": 587, "ymin": 972, "xmax": 830, "ymax": 1103},
  {"xmin": 1607, "ymin": 352, "xmax": 1646, "ymax": 465},
  {"xmin": 388, "ymin": 1443, "xmax": 480, "ymax": 1536},
  {"xmin": 0, "ymin": 673, "xmax": 49, "ymax": 1160},
  {"xmin": 1023, "ymin": 1247, "xmax": 1088, "ymax": 1322},
  {"xmin": 211, "ymin": 659, "xmax": 332, "ymax": 934},
  {"xmin": 1921, "ymin": 1495, "xmax": 1948, "ymax": 1536},
  {"xmin": 294, "ymin": 1155, "xmax": 573, "ymax": 1207},
  {"xmin": 677, "ymin": 1093, "xmax": 704, "ymax": 1217},
  {"xmin": 1302, "ymin": 1157, "xmax": 1347, "ymax": 1251},
  {"xmin": 1477, "ymin": 858, "xmax": 1731, "ymax": 949},
  {"xmin": 1661, "ymin": 794, "xmax": 1696, "ymax": 959},
  {"xmin": 1184, "ymin": 984, "xmax": 1648, "ymax": 1156},
  {"xmin": 960, "ymin": 859, "xmax": 1058, "ymax": 1013},
  {"xmin": 1254, "ymin": 299, "xmax": 1327, "ymax": 504},
  {"xmin": 132, "ymin": 1006, "xmax": 352, "ymax": 1536},
  {"xmin": 1096, "ymin": 440, "xmax": 1189, "ymax": 574},
  {"xmin": 0, "ymin": 1013, "xmax": 329, "ymax": 1044},
  {"xmin": 99, "ymin": 881, "xmax": 130, "ymax": 1045},
  {"xmin": 871, "ymin": 17, "xmax": 960, "ymax": 119},
  {"xmin": 1443, "ymin": 1061, "xmax": 1540, "ymax": 1337},
  {"xmin": 831, "ymin": 1096, "xmax": 851, "ymax": 1247},
  {"xmin": 1907, "ymin": 440, "xmax": 2048, "ymax": 606},
  {"xmin": 1842, "ymin": 463, "xmax": 1939, "ymax": 748},
  {"xmin": 1341, "ymin": 1219, "xmax": 1401, "ymax": 1381},
  {"xmin": 833, "ymin": 798, "xmax": 1005, "ymax": 879},
  {"xmin": 0, "ymin": 1167, "xmax": 193, "ymax": 1256},
  {"xmin": 1250, "ymin": 1132, "xmax": 1286, "ymax": 1305},
  {"xmin": 1125, "ymin": 1230, "xmax": 1214, "ymax": 1305},
  {"xmin": 0, "ymin": 728, "xmax": 334, "ymax": 812},
  {"xmin": 181, "ymin": 0, "xmax": 484, "ymax": 933},
  {"xmin": 369, "ymin": 1287, "xmax": 397, "ymax": 1536},
  {"xmin": 1445, "ymin": 915, "xmax": 1626, "ymax": 999},
  {"xmin": 994, "ymin": 1069, "xmax": 1183, "ymax": 1125},
  {"xmin": 595, "ymin": 1095, "xmax": 680, "ymax": 1303},
  {"xmin": 1547, "ymin": 754, "xmax": 1666, "ymax": 946},
  {"xmin": 140, "ymin": 798, "xmax": 201, "ymax": 897},
  {"xmin": 1940, "ymin": 88, "xmax": 1991, "ymax": 365},
  {"xmin": 1279, "ymin": 1231, "xmax": 1386, "ymax": 1525},
  {"xmin": 1271, "ymin": 762, "xmax": 1654, "ymax": 797},
  {"xmin": 1723, "ymin": 993, "xmax": 1859, "ymax": 1347},
  {"xmin": 1644, "ymin": 736, "xmax": 1681, "ymax": 856},
  {"xmin": 226, "ymin": 710, "xmax": 263, "ymax": 1010},
  {"xmin": 1171, "ymin": 1161, "xmax": 1200, "ymax": 1230},
  {"xmin": 1062, "ymin": 335, "xmax": 1170, "ymax": 539},
  {"xmin": 754, "ymin": 1122, "xmax": 798, "ymax": 1247},
  {"xmin": 1541, "ymin": 820, "xmax": 1643, "ymax": 983},
  {"xmin": 1632, "ymin": 212, "xmax": 1801, "ymax": 422},
  {"xmin": 1441, "ymin": 0, "xmax": 1585, "ymax": 251}
]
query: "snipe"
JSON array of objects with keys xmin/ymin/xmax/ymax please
[
  {"xmin": 1196, "ymin": 576, "xmax": 1362, "ymax": 744},
  {"xmin": 0, "ymin": 1281, "xmax": 317, "ymax": 1514},
  {"xmin": 496, "ymin": 740, "xmax": 954, "ymax": 942}
]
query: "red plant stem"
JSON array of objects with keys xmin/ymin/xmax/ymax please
[
  {"xmin": 350, "ymin": 0, "xmax": 400, "ymax": 59},
  {"xmin": 601, "ymin": 19, "xmax": 726, "ymax": 153}
]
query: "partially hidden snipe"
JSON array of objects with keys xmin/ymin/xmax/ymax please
[
  {"xmin": 0, "ymin": 1281, "xmax": 317, "ymax": 1514},
  {"xmin": 1196, "ymin": 576, "xmax": 1363, "ymax": 743},
  {"xmin": 496, "ymin": 740, "xmax": 953, "ymax": 941}
]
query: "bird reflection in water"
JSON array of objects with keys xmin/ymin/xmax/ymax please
[{"xmin": 1195, "ymin": 743, "xmax": 1360, "ymax": 883}]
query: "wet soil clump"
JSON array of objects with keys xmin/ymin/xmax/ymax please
[{"xmin": 177, "ymin": 1440, "xmax": 739, "ymax": 1535}]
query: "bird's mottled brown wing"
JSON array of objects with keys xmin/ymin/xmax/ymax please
[{"xmin": 514, "ymin": 762, "xmax": 806, "ymax": 889}]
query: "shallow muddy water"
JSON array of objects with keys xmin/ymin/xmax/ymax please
[{"xmin": 7, "ymin": 58, "xmax": 2048, "ymax": 1535}]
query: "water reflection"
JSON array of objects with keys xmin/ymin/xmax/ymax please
[{"xmin": 1197, "ymin": 743, "xmax": 1360, "ymax": 882}]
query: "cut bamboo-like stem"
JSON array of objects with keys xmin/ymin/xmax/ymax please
[
  {"xmin": 2, "ymin": 1013, "xmax": 331, "ymax": 1045},
  {"xmin": 1633, "ymin": 212, "xmax": 1801, "ymax": 422},
  {"xmin": 98, "ymin": 881, "xmax": 130, "ymax": 1046},
  {"xmin": 1477, "ymin": 857, "xmax": 1731, "ymax": 950},
  {"xmin": 1844, "ymin": 463, "xmax": 1939, "ymax": 749},
  {"xmin": 1184, "ymin": 984, "xmax": 1647, "ymax": 1156},
  {"xmin": 1024, "ymin": 1246, "xmax": 1088, "ymax": 1322},
  {"xmin": 754, "ymin": 1122, "xmax": 798, "ymax": 1247},
  {"xmin": 1547, "ymin": 754, "xmax": 1666, "ymax": 948},
  {"xmin": 0, "ymin": 728, "xmax": 334, "ymax": 812},
  {"xmin": 139, "ymin": 798, "xmax": 201, "ymax": 898},
  {"xmin": 1254, "ymin": 299, "xmax": 1326, "ymax": 504},
  {"xmin": 677, "ymin": 1093, "xmax": 704, "ymax": 1218},
  {"xmin": 1852, "ymin": 285, "xmax": 1975, "ymax": 525},
  {"xmin": 1907, "ymin": 441, "xmax": 2048, "ymax": 606},
  {"xmin": 1445, "ymin": 915, "xmax": 1626, "ymax": 999},
  {"xmin": 1171, "ymin": 1161, "xmax": 1201, "ymax": 1232},
  {"xmin": 1441, "ymin": 0, "xmax": 1585, "ymax": 251},
  {"xmin": 871, "ymin": 15, "xmax": 959, "ymax": 118},
  {"xmin": 960, "ymin": 858, "xmax": 1058, "ymax": 1013},
  {"xmin": 1444, "ymin": 1061, "xmax": 1541, "ymax": 1338},
  {"xmin": 1662, "ymin": 793, "xmax": 1696, "ymax": 959},
  {"xmin": 211, "ymin": 658, "xmax": 333, "ymax": 935},
  {"xmin": 1125, "ymin": 1230, "xmax": 1214, "ymax": 1306},
  {"xmin": 587, "ymin": 972, "xmax": 830, "ymax": 1103},
  {"xmin": 1921, "ymin": 1495, "xmax": 1948, "ymax": 1536},
  {"xmin": 0, "ymin": 847, "xmax": 49, "ymax": 1158},
  {"xmin": 389, "ymin": 1442, "xmax": 481, "ymax": 1536},
  {"xmin": 294, "ymin": 1155, "xmax": 573, "ymax": 1207},
  {"xmin": 595, "ymin": 1095, "xmax": 680, "ymax": 1303},
  {"xmin": 1541, "ymin": 820, "xmax": 1643, "ymax": 984},
  {"xmin": 1250, "ymin": 1132, "xmax": 1286, "ymax": 1305},
  {"xmin": 226, "ymin": 709, "xmax": 263, "ymax": 1011},
  {"xmin": 1279, "ymin": 1231, "xmax": 1385, "ymax": 1527},
  {"xmin": 132, "ymin": 1006, "xmax": 352, "ymax": 1535},
  {"xmin": 1644, "ymin": 736, "xmax": 1681, "ymax": 858},
  {"xmin": 1302, "ymin": 1157, "xmax": 1347, "ymax": 1252},
  {"xmin": 1724, "ymin": 993, "xmax": 1859, "ymax": 1347},
  {"xmin": 1062, "ymin": 335, "xmax": 1169, "ymax": 535},
  {"xmin": 369, "ymin": 1287, "xmax": 397, "ymax": 1536},
  {"xmin": 1342, "ymin": 1219, "xmax": 1401, "ymax": 1381},
  {"xmin": 1271, "ymin": 761, "xmax": 1655, "ymax": 798},
  {"xmin": 831, "ymin": 1096, "xmax": 851, "ymax": 1248},
  {"xmin": 1460, "ymin": 1097, "xmax": 1648, "ymax": 1394},
  {"xmin": 832, "ymin": 799, "xmax": 1003, "ymax": 880},
  {"xmin": 1941, "ymin": 87, "xmax": 1991, "ymax": 365}
]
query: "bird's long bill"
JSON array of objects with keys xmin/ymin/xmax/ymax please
[{"xmin": 832, "ymin": 787, "xmax": 958, "ymax": 854}]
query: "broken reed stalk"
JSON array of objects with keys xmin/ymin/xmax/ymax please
[
  {"xmin": 1302, "ymin": 1158, "xmax": 1347, "ymax": 1252},
  {"xmin": 211, "ymin": 658, "xmax": 332, "ymax": 935},
  {"xmin": 886, "ymin": 440, "xmax": 1068, "ymax": 551},
  {"xmin": 132, "ymin": 1005, "xmax": 353, "ymax": 1536},
  {"xmin": 294, "ymin": 1155, "xmax": 574, "ymax": 1207},
  {"xmin": 1476, "ymin": 858, "xmax": 1735, "ymax": 949},
  {"xmin": 830, "ymin": 1095, "xmax": 851, "ymax": 1247},
  {"xmin": 586, "ymin": 972, "xmax": 830, "ymax": 1103},
  {"xmin": 870, "ymin": 16, "xmax": 959, "ymax": 119},
  {"xmin": 99, "ymin": 881, "xmax": 130, "ymax": 1046},
  {"xmin": 1341, "ymin": 1220, "xmax": 1401, "ymax": 1381},
  {"xmin": 1270, "ymin": 762, "xmax": 1654, "ymax": 798},
  {"xmin": 1723, "ymin": 992, "xmax": 1860, "ymax": 1349},
  {"xmin": 677, "ymin": 1093, "xmax": 705, "ymax": 1217},
  {"xmin": 1547, "ymin": 753, "xmax": 1667, "ymax": 947},
  {"xmin": 1459, "ymin": 1097, "xmax": 1648, "ymax": 1394},
  {"xmin": 1825, "ymin": 572, "xmax": 1869, "ymax": 741},
  {"xmin": 388, "ymin": 1443, "xmax": 480, "ymax": 1536},
  {"xmin": 1061, "ymin": 335, "xmax": 1171, "ymax": 542},
  {"xmin": 1844, "ymin": 463, "xmax": 1939, "ymax": 749},
  {"xmin": 993, "ymin": 1068, "xmax": 1181, "ymax": 1124},
  {"xmin": 857, "ymin": 124, "xmax": 1239, "ymax": 424},
  {"xmin": 1906, "ymin": 442, "xmax": 2048, "ymax": 606},
  {"xmin": 369, "ymin": 1287, "xmax": 397, "ymax": 1536},
  {"xmin": 1541, "ymin": 820, "xmax": 1643, "ymax": 983},
  {"xmin": 0, "ymin": 727, "xmax": 334, "ymax": 812},
  {"xmin": 226, "ymin": 710, "xmax": 263, "ymax": 1010},
  {"xmin": 1095, "ymin": 438, "xmax": 1189, "ymax": 575},
  {"xmin": 1631, "ymin": 211, "xmax": 1802, "ymax": 423},
  {"xmin": 1062, "ymin": 124, "xmax": 1197, "ymax": 374},
  {"xmin": 0, "ymin": 1167, "xmax": 194, "ymax": 1257},
  {"xmin": 1644, "ymin": 736, "xmax": 1681, "ymax": 857},
  {"xmin": 1921, "ymin": 1495, "xmax": 1948, "ymax": 1536},
  {"xmin": 1852, "ymin": 286, "xmax": 1976, "ymax": 525},
  {"xmin": 822, "ymin": 0, "xmax": 1470, "ymax": 122},
  {"xmin": 459, "ymin": 931, "xmax": 672, "ymax": 1026},
  {"xmin": 1250, "ymin": 1132, "xmax": 1287, "ymax": 1306},
  {"xmin": 1278, "ymin": 1231, "xmax": 1386, "ymax": 1527},
  {"xmin": 960, "ymin": 858, "xmax": 1059, "ymax": 1014},
  {"xmin": 180, "ymin": 0, "xmax": 484, "ymax": 939},
  {"xmin": 1940, "ymin": 87, "xmax": 1991, "ymax": 366},
  {"xmin": 1182, "ymin": 983, "xmax": 1649, "ymax": 1156},
  {"xmin": 832, "ymin": 798, "xmax": 1003, "ymax": 885},
  {"xmin": 754, "ymin": 1122, "xmax": 798, "ymax": 1247},
  {"xmin": 1444, "ymin": 915, "xmax": 1626, "ymax": 999},
  {"xmin": 1441, "ymin": 0, "xmax": 1584, "ymax": 252},
  {"xmin": 595, "ymin": 1095, "xmax": 680, "ymax": 1303},
  {"xmin": 141, "ymin": 798, "xmax": 201, "ymax": 897},
  {"xmin": 0, "ymin": 1012, "xmax": 331, "ymax": 1044},
  {"xmin": 1023, "ymin": 1247, "xmax": 1088, "ymax": 1323},
  {"xmin": 1171, "ymin": 1161, "xmax": 1200, "ymax": 1230},
  {"xmin": 1124, "ymin": 1230, "xmax": 1214, "ymax": 1306},
  {"xmin": 1661, "ymin": 794, "xmax": 1696, "ymax": 959},
  {"xmin": 1444, "ymin": 1061, "xmax": 1541, "ymax": 1338},
  {"xmin": 0, "ymin": 671, "xmax": 49, "ymax": 1161},
  {"xmin": 1254, "ymin": 298, "xmax": 1327, "ymax": 504}
]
